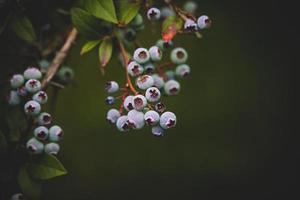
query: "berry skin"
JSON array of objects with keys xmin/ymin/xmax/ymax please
[
  {"xmin": 156, "ymin": 39, "xmax": 173, "ymax": 51},
  {"xmin": 37, "ymin": 112, "xmax": 52, "ymax": 126},
  {"xmin": 152, "ymin": 74, "xmax": 165, "ymax": 89},
  {"xmin": 165, "ymin": 70, "xmax": 176, "ymax": 80},
  {"xmin": 183, "ymin": 1, "xmax": 198, "ymax": 13},
  {"xmin": 151, "ymin": 126, "xmax": 165, "ymax": 137},
  {"xmin": 57, "ymin": 66, "xmax": 74, "ymax": 83},
  {"xmin": 105, "ymin": 96, "xmax": 115, "ymax": 105},
  {"xmin": 160, "ymin": 111, "xmax": 177, "ymax": 129},
  {"xmin": 144, "ymin": 63, "xmax": 155, "ymax": 74},
  {"xmin": 7, "ymin": 90, "xmax": 21, "ymax": 106},
  {"xmin": 116, "ymin": 115, "xmax": 130, "ymax": 132},
  {"xmin": 24, "ymin": 100, "xmax": 41, "ymax": 116},
  {"xmin": 197, "ymin": 15, "xmax": 212, "ymax": 29},
  {"xmin": 128, "ymin": 110, "xmax": 145, "ymax": 130},
  {"xmin": 39, "ymin": 59, "xmax": 50, "ymax": 72},
  {"xmin": 10, "ymin": 74, "xmax": 24, "ymax": 89},
  {"xmin": 45, "ymin": 143, "xmax": 60, "ymax": 155},
  {"xmin": 24, "ymin": 67, "xmax": 42, "ymax": 80},
  {"xmin": 124, "ymin": 95, "xmax": 134, "ymax": 111},
  {"xmin": 175, "ymin": 64, "xmax": 191, "ymax": 78},
  {"xmin": 132, "ymin": 95, "xmax": 147, "ymax": 111},
  {"xmin": 127, "ymin": 61, "xmax": 144, "ymax": 77},
  {"xmin": 130, "ymin": 14, "xmax": 144, "ymax": 28},
  {"xmin": 155, "ymin": 102, "xmax": 166, "ymax": 114},
  {"xmin": 106, "ymin": 109, "xmax": 121, "ymax": 124},
  {"xmin": 145, "ymin": 87, "xmax": 161, "ymax": 102},
  {"xmin": 11, "ymin": 193, "xmax": 24, "ymax": 200},
  {"xmin": 26, "ymin": 137, "xmax": 44, "ymax": 154},
  {"xmin": 49, "ymin": 125, "xmax": 64, "ymax": 142},
  {"xmin": 34, "ymin": 126, "xmax": 49, "ymax": 141},
  {"xmin": 32, "ymin": 91, "xmax": 48, "ymax": 104},
  {"xmin": 105, "ymin": 81, "xmax": 119, "ymax": 93},
  {"xmin": 170, "ymin": 47, "xmax": 188, "ymax": 64},
  {"xmin": 25, "ymin": 79, "xmax": 41, "ymax": 93},
  {"xmin": 16, "ymin": 86, "xmax": 28, "ymax": 96},
  {"xmin": 161, "ymin": 7, "xmax": 175, "ymax": 18},
  {"xmin": 164, "ymin": 80, "xmax": 181, "ymax": 95},
  {"xmin": 136, "ymin": 75, "xmax": 154, "ymax": 90},
  {"xmin": 144, "ymin": 110, "xmax": 160, "ymax": 125},
  {"xmin": 124, "ymin": 28, "xmax": 137, "ymax": 41},
  {"xmin": 133, "ymin": 48, "xmax": 150, "ymax": 64},
  {"xmin": 184, "ymin": 19, "xmax": 198, "ymax": 32},
  {"xmin": 149, "ymin": 46, "xmax": 163, "ymax": 62},
  {"xmin": 147, "ymin": 7, "xmax": 161, "ymax": 21}
]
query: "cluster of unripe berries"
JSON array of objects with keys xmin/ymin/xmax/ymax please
[{"xmin": 7, "ymin": 67, "xmax": 63, "ymax": 155}]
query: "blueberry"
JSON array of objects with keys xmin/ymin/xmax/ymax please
[
  {"xmin": 147, "ymin": 7, "xmax": 161, "ymax": 21},
  {"xmin": 175, "ymin": 64, "xmax": 191, "ymax": 78},
  {"xmin": 37, "ymin": 112, "xmax": 52, "ymax": 126},
  {"xmin": 144, "ymin": 63, "xmax": 156, "ymax": 74},
  {"xmin": 24, "ymin": 100, "xmax": 41, "ymax": 116},
  {"xmin": 105, "ymin": 81, "xmax": 119, "ymax": 93},
  {"xmin": 132, "ymin": 95, "xmax": 147, "ymax": 111},
  {"xmin": 161, "ymin": 7, "xmax": 175, "ymax": 18},
  {"xmin": 57, "ymin": 66, "xmax": 74, "ymax": 83},
  {"xmin": 16, "ymin": 86, "xmax": 28, "ymax": 96},
  {"xmin": 105, "ymin": 96, "xmax": 115, "ymax": 105},
  {"xmin": 45, "ymin": 143, "xmax": 60, "ymax": 155},
  {"xmin": 106, "ymin": 109, "xmax": 121, "ymax": 124},
  {"xmin": 34, "ymin": 126, "xmax": 49, "ymax": 141},
  {"xmin": 160, "ymin": 111, "xmax": 177, "ymax": 129},
  {"xmin": 197, "ymin": 15, "xmax": 212, "ymax": 29},
  {"xmin": 124, "ymin": 95, "xmax": 134, "ymax": 111},
  {"xmin": 130, "ymin": 14, "xmax": 144, "ymax": 28},
  {"xmin": 165, "ymin": 70, "xmax": 176, "ymax": 80},
  {"xmin": 164, "ymin": 80, "xmax": 181, "ymax": 95},
  {"xmin": 24, "ymin": 67, "xmax": 42, "ymax": 80},
  {"xmin": 155, "ymin": 102, "xmax": 166, "ymax": 114},
  {"xmin": 26, "ymin": 137, "xmax": 44, "ymax": 154},
  {"xmin": 10, "ymin": 74, "xmax": 24, "ymax": 89},
  {"xmin": 116, "ymin": 115, "xmax": 130, "ymax": 132},
  {"xmin": 145, "ymin": 87, "xmax": 161, "ymax": 102},
  {"xmin": 128, "ymin": 110, "xmax": 145, "ymax": 130},
  {"xmin": 170, "ymin": 47, "xmax": 188, "ymax": 64},
  {"xmin": 184, "ymin": 19, "xmax": 198, "ymax": 32},
  {"xmin": 39, "ymin": 59, "xmax": 50, "ymax": 73},
  {"xmin": 32, "ymin": 91, "xmax": 48, "ymax": 104},
  {"xmin": 7, "ymin": 90, "xmax": 21, "ymax": 106},
  {"xmin": 124, "ymin": 28, "xmax": 137, "ymax": 41},
  {"xmin": 136, "ymin": 75, "xmax": 154, "ymax": 90},
  {"xmin": 133, "ymin": 48, "xmax": 150, "ymax": 64},
  {"xmin": 183, "ymin": 1, "xmax": 198, "ymax": 14},
  {"xmin": 127, "ymin": 61, "xmax": 144, "ymax": 77},
  {"xmin": 151, "ymin": 74, "xmax": 165, "ymax": 89},
  {"xmin": 49, "ymin": 125, "xmax": 63, "ymax": 142},
  {"xmin": 11, "ymin": 193, "xmax": 24, "ymax": 200},
  {"xmin": 151, "ymin": 126, "xmax": 165, "ymax": 137},
  {"xmin": 144, "ymin": 110, "xmax": 160, "ymax": 125},
  {"xmin": 156, "ymin": 39, "xmax": 173, "ymax": 51},
  {"xmin": 25, "ymin": 79, "xmax": 41, "ymax": 93},
  {"xmin": 149, "ymin": 46, "xmax": 163, "ymax": 62}
]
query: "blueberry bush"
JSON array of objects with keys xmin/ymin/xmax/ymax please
[{"xmin": 0, "ymin": 0, "xmax": 211, "ymax": 199}]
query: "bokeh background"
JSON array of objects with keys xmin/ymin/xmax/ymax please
[{"xmin": 1, "ymin": 0, "xmax": 297, "ymax": 199}]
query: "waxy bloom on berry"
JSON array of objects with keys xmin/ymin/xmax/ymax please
[
  {"xmin": 45, "ymin": 143, "xmax": 60, "ymax": 155},
  {"xmin": 149, "ymin": 46, "xmax": 163, "ymax": 62},
  {"xmin": 132, "ymin": 95, "xmax": 147, "ymax": 111},
  {"xmin": 175, "ymin": 64, "xmax": 191, "ymax": 78},
  {"xmin": 105, "ymin": 81, "xmax": 119, "ymax": 93},
  {"xmin": 107, "ymin": 109, "xmax": 121, "ymax": 124},
  {"xmin": 144, "ymin": 110, "xmax": 160, "ymax": 125},
  {"xmin": 152, "ymin": 74, "xmax": 165, "ymax": 89},
  {"xmin": 25, "ymin": 79, "xmax": 41, "ymax": 93},
  {"xmin": 127, "ymin": 61, "xmax": 144, "ymax": 77},
  {"xmin": 24, "ymin": 100, "xmax": 41, "ymax": 116},
  {"xmin": 128, "ymin": 110, "xmax": 145, "ymax": 130},
  {"xmin": 10, "ymin": 74, "xmax": 24, "ymax": 89},
  {"xmin": 197, "ymin": 15, "xmax": 212, "ymax": 29},
  {"xmin": 7, "ymin": 90, "xmax": 21, "ymax": 106},
  {"xmin": 24, "ymin": 67, "xmax": 42, "ymax": 80},
  {"xmin": 32, "ymin": 91, "xmax": 48, "ymax": 104},
  {"xmin": 160, "ymin": 112, "xmax": 177, "ymax": 129},
  {"xmin": 184, "ymin": 19, "xmax": 198, "ymax": 32},
  {"xmin": 37, "ymin": 112, "xmax": 52, "ymax": 125},
  {"xmin": 152, "ymin": 126, "xmax": 165, "ymax": 137},
  {"xmin": 124, "ymin": 95, "xmax": 134, "ymax": 111},
  {"xmin": 136, "ymin": 75, "xmax": 154, "ymax": 90},
  {"xmin": 147, "ymin": 7, "xmax": 161, "ymax": 21},
  {"xmin": 49, "ymin": 125, "xmax": 64, "ymax": 142},
  {"xmin": 34, "ymin": 126, "xmax": 49, "ymax": 141},
  {"xmin": 171, "ymin": 47, "xmax": 188, "ymax": 64},
  {"xmin": 116, "ymin": 115, "xmax": 130, "ymax": 132},
  {"xmin": 145, "ymin": 87, "xmax": 161, "ymax": 102},
  {"xmin": 133, "ymin": 48, "xmax": 150, "ymax": 64},
  {"xmin": 26, "ymin": 137, "xmax": 44, "ymax": 154},
  {"xmin": 164, "ymin": 80, "xmax": 181, "ymax": 95}
]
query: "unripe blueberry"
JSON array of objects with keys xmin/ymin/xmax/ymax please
[
  {"xmin": 147, "ymin": 7, "xmax": 161, "ymax": 21},
  {"xmin": 160, "ymin": 111, "xmax": 177, "ymax": 129},
  {"xmin": 161, "ymin": 7, "xmax": 175, "ymax": 18},
  {"xmin": 149, "ymin": 46, "xmax": 163, "ymax": 62},
  {"xmin": 175, "ymin": 64, "xmax": 191, "ymax": 78},
  {"xmin": 128, "ymin": 110, "xmax": 145, "ymax": 129},
  {"xmin": 145, "ymin": 87, "xmax": 161, "ymax": 102},
  {"xmin": 26, "ymin": 138, "xmax": 44, "ymax": 154},
  {"xmin": 132, "ymin": 95, "xmax": 147, "ymax": 111},
  {"xmin": 39, "ymin": 59, "xmax": 50, "ymax": 72},
  {"xmin": 25, "ymin": 79, "xmax": 41, "ymax": 93},
  {"xmin": 197, "ymin": 15, "xmax": 212, "ymax": 29},
  {"xmin": 24, "ymin": 67, "xmax": 42, "ymax": 80},
  {"xmin": 105, "ymin": 81, "xmax": 119, "ymax": 93},
  {"xmin": 106, "ymin": 109, "xmax": 121, "ymax": 124},
  {"xmin": 144, "ymin": 110, "xmax": 160, "ymax": 125},
  {"xmin": 45, "ymin": 143, "xmax": 60, "ymax": 155},
  {"xmin": 133, "ymin": 48, "xmax": 150, "ymax": 64},
  {"xmin": 34, "ymin": 126, "xmax": 49, "ymax": 141},
  {"xmin": 32, "ymin": 91, "xmax": 48, "ymax": 104},
  {"xmin": 124, "ymin": 28, "xmax": 137, "ymax": 41},
  {"xmin": 165, "ymin": 70, "xmax": 176, "ymax": 80},
  {"xmin": 144, "ymin": 63, "xmax": 155, "ymax": 74},
  {"xmin": 37, "ymin": 112, "xmax": 52, "ymax": 126},
  {"xmin": 11, "ymin": 193, "xmax": 24, "ymax": 200},
  {"xmin": 116, "ymin": 115, "xmax": 130, "ymax": 132},
  {"xmin": 7, "ymin": 90, "xmax": 21, "ymax": 106},
  {"xmin": 131, "ymin": 14, "xmax": 143, "ymax": 28},
  {"xmin": 24, "ymin": 100, "xmax": 41, "ymax": 116},
  {"xmin": 164, "ymin": 80, "xmax": 181, "ymax": 95},
  {"xmin": 155, "ymin": 102, "xmax": 166, "ymax": 114},
  {"xmin": 151, "ymin": 126, "xmax": 165, "ymax": 137},
  {"xmin": 57, "ymin": 66, "xmax": 74, "ymax": 83},
  {"xmin": 127, "ymin": 61, "xmax": 144, "ymax": 77},
  {"xmin": 105, "ymin": 96, "xmax": 115, "ymax": 105},
  {"xmin": 136, "ymin": 75, "xmax": 154, "ymax": 90},
  {"xmin": 184, "ymin": 19, "xmax": 198, "ymax": 32},
  {"xmin": 10, "ymin": 74, "xmax": 24, "ymax": 89},
  {"xmin": 124, "ymin": 95, "xmax": 134, "ymax": 111},
  {"xmin": 16, "ymin": 86, "xmax": 28, "ymax": 96},
  {"xmin": 171, "ymin": 47, "xmax": 188, "ymax": 64},
  {"xmin": 152, "ymin": 74, "xmax": 165, "ymax": 89},
  {"xmin": 49, "ymin": 125, "xmax": 63, "ymax": 142},
  {"xmin": 156, "ymin": 39, "xmax": 173, "ymax": 51},
  {"xmin": 183, "ymin": 1, "xmax": 198, "ymax": 13}
]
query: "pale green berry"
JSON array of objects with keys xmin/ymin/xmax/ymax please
[
  {"xmin": 26, "ymin": 138, "xmax": 44, "ymax": 154},
  {"xmin": 32, "ymin": 91, "xmax": 48, "ymax": 104},
  {"xmin": 24, "ymin": 100, "xmax": 41, "ymax": 116},
  {"xmin": 10, "ymin": 74, "xmax": 24, "ymax": 89},
  {"xmin": 149, "ymin": 46, "xmax": 163, "ymax": 62},
  {"xmin": 25, "ymin": 79, "xmax": 41, "ymax": 93},
  {"xmin": 34, "ymin": 126, "xmax": 49, "ymax": 141},
  {"xmin": 171, "ymin": 47, "xmax": 188, "ymax": 64},
  {"xmin": 45, "ymin": 143, "xmax": 60, "ymax": 155},
  {"xmin": 57, "ymin": 66, "xmax": 74, "ymax": 83},
  {"xmin": 175, "ymin": 64, "xmax": 191, "ymax": 78},
  {"xmin": 7, "ymin": 90, "xmax": 21, "ymax": 106},
  {"xmin": 49, "ymin": 125, "xmax": 63, "ymax": 142},
  {"xmin": 164, "ymin": 80, "xmax": 180, "ymax": 95}
]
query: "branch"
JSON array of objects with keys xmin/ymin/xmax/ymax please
[{"xmin": 41, "ymin": 28, "xmax": 78, "ymax": 89}]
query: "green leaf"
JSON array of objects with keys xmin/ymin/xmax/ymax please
[
  {"xmin": 27, "ymin": 154, "xmax": 67, "ymax": 180},
  {"xmin": 10, "ymin": 15, "xmax": 36, "ymax": 43},
  {"xmin": 18, "ymin": 166, "xmax": 41, "ymax": 200},
  {"xmin": 85, "ymin": 0, "xmax": 118, "ymax": 23},
  {"xmin": 162, "ymin": 16, "xmax": 183, "ymax": 32},
  {"xmin": 80, "ymin": 40, "xmax": 101, "ymax": 55},
  {"xmin": 71, "ymin": 7, "xmax": 102, "ymax": 39},
  {"xmin": 98, "ymin": 37, "xmax": 113, "ymax": 67},
  {"xmin": 118, "ymin": 0, "xmax": 141, "ymax": 25}
]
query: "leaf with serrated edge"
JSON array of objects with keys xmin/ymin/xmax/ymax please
[
  {"xmin": 99, "ymin": 38, "xmax": 113, "ymax": 67},
  {"xmin": 81, "ymin": 40, "xmax": 101, "ymax": 55},
  {"xmin": 18, "ymin": 166, "xmax": 41, "ymax": 200},
  {"xmin": 85, "ymin": 0, "xmax": 118, "ymax": 23},
  {"xmin": 119, "ymin": 1, "xmax": 141, "ymax": 25}
]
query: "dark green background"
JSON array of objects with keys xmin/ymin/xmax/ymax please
[{"xmin": 1, "ymin": 0, "xmax": 297, "ymax": 199}]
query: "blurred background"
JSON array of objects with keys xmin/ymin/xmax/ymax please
[{"xmin": 0, "ymin": 0, "xmax": 297, "ymax": 199}]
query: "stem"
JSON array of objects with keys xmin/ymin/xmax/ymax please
[{"xmin": 41, "ymin": 27, "xmax": 78, "ymax": 89}]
